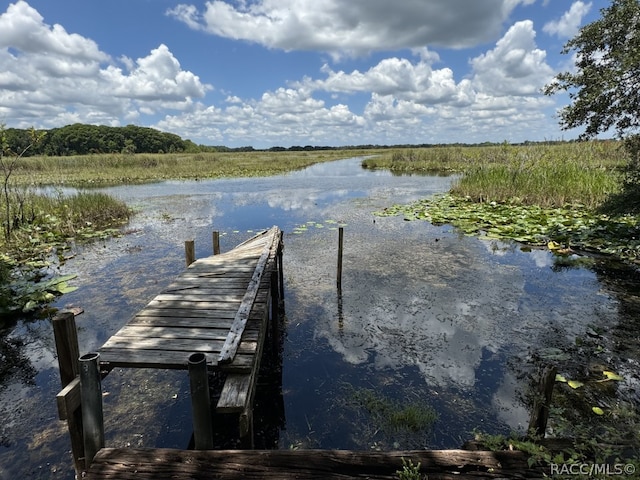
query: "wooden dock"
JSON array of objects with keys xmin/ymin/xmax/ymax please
[
  {"xmin": 98, "ymin": 225, "xmax": 283, "ymax": 373},
  {"xmin": 54, "ymin": 226, "xmax": 285, "ymax": 474}
]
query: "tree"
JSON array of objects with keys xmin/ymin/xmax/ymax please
[{"xmin": 544, "ymin": 0, "xmax": 640, "ymax": 207}]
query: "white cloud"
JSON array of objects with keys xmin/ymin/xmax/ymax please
[
  {"xmin": 0, "ymin": 1, "xmax": 107, "ymax": 61},
  {"xmin": 471, "ymin": 21, "xmax": 554, "ymax": 96},
  {"xmin": 156, "ymin": 17, "xmax": 560, "ymax": 146},
  {"xmin": 543, "ymin": 1, "xmax": 592, "ymax": 38},
  {"xmin": 0, "ymin": 2, "xmax": 211, "ymax": 128},
  {"xmin": 168, "ymin": 0, "xmax": 525, "ymax": 56}
]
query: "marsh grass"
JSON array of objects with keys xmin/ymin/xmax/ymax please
[
  {"xmin": 12, "ymin": 150, "xmax": 376, "ymax": 186},
  {"xmin": 1, "ymin": 190, "xmax": 130, "ymax": 258},
  {"xmin": 0, "ymin": 190, "xmax": 130, "ymax": 314},
  {"xmin": 363, "ymin": 142, "xmax": 626, "ymax": 209}
]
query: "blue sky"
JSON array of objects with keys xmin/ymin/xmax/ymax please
[{"xmin": 0, "ymin": 0, "xmax": 609, "ymax": 148}]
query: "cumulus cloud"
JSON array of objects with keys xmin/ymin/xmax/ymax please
[
  {"xmin": 167, "ymin": 0, "xmax": 527, "ymax": 56},
  {"xmin": 0, "ymin": 1, "xmax": 210, "ymax": 128},
  {"xmin": 471, "ymin": 21, "xmax": 554, "ymax": 96},
  {"xmin": 312, "ymin": 58, "xmax": 474, "ymax": 107},
  {"xmin": 156, "ymin": 17, "xmax": 558, "ymax": 146},
  {"xmin": 0, "ymin": 1, "xmax": 107, "ymax": 61},
  {"xmin": 543, "ymin": 1, "xmax": 592, "ymax": 38}
]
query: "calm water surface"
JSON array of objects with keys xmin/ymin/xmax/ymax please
[{"xmin": 0, "ymin": 158, "xmax": 638, "ymax": 478}]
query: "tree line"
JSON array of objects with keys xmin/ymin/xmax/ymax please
[
  {"xmin": 3, "ymin": 124, "xmax": 199, "ymax": 156},
  {"xmin": 4, "ymin": 123, "xmax": 588, "ymax": 158}
]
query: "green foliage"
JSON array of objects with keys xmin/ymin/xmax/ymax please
[
  {"xmin": 2, "ymin": 124, "xmax": 187, "ymax": 156},
  {"xmin": 544, "ymin": 0, "xmax": 640, "ymax": 209},
  {"xmin": 396, "ymin": 458, "xmax": 426, "ymax": 480},
  {"xmin": 544, "ymin": 0, "xmax": 640, "ymax": 138}
]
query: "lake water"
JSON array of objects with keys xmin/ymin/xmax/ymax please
[{"xmin": 1, "ymin": 158, "xmax": 638, "ymax": 478}]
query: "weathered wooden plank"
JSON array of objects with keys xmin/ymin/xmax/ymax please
[
  {"xmin": 56, "ymin": 376, "xmax": 81, "ymax": 421},
  {"xmin": 161, "ymin": 286, "xmax": 251, "ymax": 295},
  {"xmin": 218, "ymin": 227, "xmax": 279, "ymax": 364},
  {"xmin": 128, "ymin": 316, "xmax": 263, "ymax": 330},
  {"xmin": 98, "ymin": 349, "xmax": 255, "ymax": 371},
  {"xmin": 101, "ymin": 337, "xmax": 258, "ymax": 355},
  {"xmin": 110, "ymin": 325, "xmax": 261, "ymax": 341},
  {"xmin": 165, "ymin": 277, "xmax": 259, "ymax": 288},
  {"xmin": 217, "ymin": 374, "xmax": 251, "ymax": 413},
  {"xmin": 146, "ymin": 299, "xmax": 244, "ymax": 310},
  {"xmin": 86, "ymin": 448, "xmax": 548, "ymax": 480},
  {"xmin": 153, "ymin": 292, "xmax": 244, "ymax": 303},
  {"xmin": 132, "ymin": 308, "xmax": 240, "ymax": 320}
]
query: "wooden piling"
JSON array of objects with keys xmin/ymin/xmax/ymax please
[
  {"xmin": 277, "ymin": 230, "xmax": 285, "ymax": 304},
  {"xmin": 270, "ymin": 270, "xmax": 280, "ymax": 344},
  {"xmin": 79, "ymin": 352, "xmax": 105, "ymax": 469},
  {"xmin": 337, "ymin": 227, "xmax": 344, "ymax": 289},
  {"xmin": 213, "ymin": 231, "xmax": 221, "ymax": 255},
  {"xmin": 188, "ymin": 352, "xmax": 214, "ymax": 450},
  {"xmin": 185, "ymin": 240, "xmax": 195, "ymax": 266},
  {"xmin": 53, "ymin": 312, "xmax": 85, "ymax": 474}
]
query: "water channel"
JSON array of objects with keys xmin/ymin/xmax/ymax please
[{"xmin": 0, "ymin": 157, "xmax": 638, "ymax": 478}]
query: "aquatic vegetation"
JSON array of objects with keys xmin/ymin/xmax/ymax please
[
  {"xmin": 291, "ymin": 219, "xmax": 346, "ymax": 234},
  {"xmin": 375, "ymin": 194, "xmax": 640, "ymax": 263},
  {"xmin": 0, "ymin": 191, "xmax": 130, "ymax": 316},
  {"xmin": 348, "ymin": 387, "xmax": 437, "ymax": 434}
]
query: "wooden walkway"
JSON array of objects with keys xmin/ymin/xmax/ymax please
[
  {"xmin": 54, "ymin": 226, "xmax": 285, "ymax": 474},
  {"xmin": 98, "ymin": 226, "xmax": 283, "ymax": 374}
]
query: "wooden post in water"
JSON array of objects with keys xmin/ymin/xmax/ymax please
[
  {"xmin": 52, "ymin": 312, "xmax": 85, "ymax": 474},
  {"xmin": 337, "ymin": 227, "xmax": 344, "ymax": 289},
  {"xmin": 270, "ymin": 270, "xmax": 280, "ymax": 345},
  {"xmin": 185, "ymin": 240, "xmax": 195, "ymax": 266},
  {"xmin": 79, "ymin": 352, "xmax": 105, "ymax": 469},
  {"xmin": 188, "ymin": 353, "xmax": 214, "ymax": 450},
  {"xmin": 213, "ymin": 231, "xmax": 220, "ymax": 255},
  {"xmin": 277, "ymin": 231, "xmax": 285, "ymax": 305}
]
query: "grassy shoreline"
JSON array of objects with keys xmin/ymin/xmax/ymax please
[{"xmin": 12, "ymin": 149, "xmax": 379, "ymax": 186}]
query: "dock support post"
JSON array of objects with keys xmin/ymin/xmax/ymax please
[
  {"xmin": 185, "ymin": 240, "xmax": 195, "ymax": 266},
  {"xmin": 277, "ymin": 231, "xmax": 285, "ymax": 305},
  {"xmin": 213, "ymin": 231, "xmax": 220, "ymax": 255},
  {"xmin": 337, "ymin": 227, "xmax": 344, "ymax": 289},
  {"xmin": 79, "ymin": 352, "xmax": 105, "ymax": 469},
  {"xmin": 188, "ymin": 353, "xmax": 214, "ymax": 450},
  {"xmin": 270, "ymin": 270, "xmax": 280, "ymax": 344},
  {"xmin": 53, "ymin": 312, "xmax": 85, "ymax": 475}
]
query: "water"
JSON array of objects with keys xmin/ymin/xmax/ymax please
[{"xmin": 0, "ymin": 158, "xmax": 638, "ymax": 478}]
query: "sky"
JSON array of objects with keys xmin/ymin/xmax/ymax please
[{"xmin": 0, "ymin": 0, "xmax": 610, "ymax": 148}]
